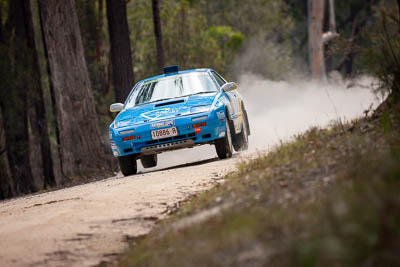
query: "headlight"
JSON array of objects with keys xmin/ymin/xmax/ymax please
[
  {"xmin": 191, "ymin": 105, "xmax": 210, "ymax": 114},
  {"xmin": 116, "ymin": 119, "xmax": 135, "ymax": 128}
]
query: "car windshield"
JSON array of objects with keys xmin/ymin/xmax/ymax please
[{"xmin": 125, "ymin": 72, "xmax": 218, "ymax": 108}]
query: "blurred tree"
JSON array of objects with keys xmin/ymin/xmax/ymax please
[
  {"xmin": 398, "ymin": 0, "xmax": 400, "ymax": 22},
  {"xmin": 0, "ymin": 0, "xmax": 38, "ymax": 195},
  {"xmin": 161, "ymin": 1, "xmax": 223, "ymax": 72},
  {"xmin": 127, "ymin": 0, "xmax": 223, "ymax": 81},
  {"xmin": 191, "ymin": 0, "xmax": 296, "ymax": 80},
  {"xmin": 0, "ymin": 1, "xmax": 13, "ymax": 199},
  {"xmin": 288, "ymin": 0, "xmax": 381, "ymax": 78},
  {"xmin": 0, "ymin": 110, "xmax": 14, "ymax": 199},
  {"xmin": 362, "ymin": 1, "xmax": 400, "ymax": 100},
  {"xmin": 152, "ymin": 0, "xmax": 165, "ymax": 73},
  {"xmin": 308, "ymin": 0, "xmax": 325, "ymax": 80},
  {"xmin": 308, "ymin": 0, "xmax": 338, "ymax": 81},
  {"xmin": 76, "ymin": 0, "xmax": 109, "ymax": 97},
  {"xmin": 208, "ymin": 25, "xmax": 244, "ymax": 71},
  {"xmin": 126, "ymin": 0, "xmax": 156, "ymax": 79},
  {"xmin": 38, "ymin": 0, "xmax": 112, "ymax": 180},
  {"xmin": 329, "ymin": 0, "xmax": 380, "ymax": 77},
  {"xmin": 23, "ymin": 0, "xmax": 56, "ymax": 189},
  {"xmin": 106, "ymin": 0, "xmax": 134, "ymax": 103}
]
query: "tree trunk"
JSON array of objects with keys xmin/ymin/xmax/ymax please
[
  {"xmin": 308, "ymin": 0, "xmax": 326, "ymax": 80},
  {"xmin": 97, "ymin": 0, "xmax": 104, "ymax": 63},
  {"xmin": 398, "ymin": 0, "xmax": 400, "ymax": 33},
  {"xmin": 0, "ymin": 111, "xmax": 14, "ymax": 199},
  {"xmin": 308, "ymin": 0, "xmax": 338, "ymax": 81},
  {"xmin": 0, "ymin": 2, "xmax": 13, "ymax": 199},
  {"xmin": 106, "ymin": 0, "xmax": 134, "ymax": 103},
  {"xmin": 38, "ymin": 0, "xmax": 112, "ymax": 179},
  {"xmin": 77, "ymin": 0, "xmax": 108, "ymax": 97},
  {"xmin": 152, "ymin": 0, "xmax": 165, "ymax": 73},
  {"xmin": 0, "ymin": 1, "xmax": 2, "ymax": 41},
  {"xmin": 23, "ymin": 0, "xmax": 56, "ymax": 189},
  {"xmin": 0, "ymin": 0, "xmax": 37, "ymax": 195},
  {"xmin": 38, "ymin": 1, "xmax": 62, "ymax": 179},
  {"xmin": 98, "ymin": 0, "xmax": 112, "ymax": 97},
  {"xmin": 0, "ymin": 95, "xmax": 34, "ymax": 194}
]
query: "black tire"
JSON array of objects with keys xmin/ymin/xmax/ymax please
[
  {"xmin": 233, "ymin": 109, "xmax": 250, "ymax": 151},
  {"xmin": 215, "ymin": 118, "xmax": 234, "ymax": 159},
  {"xmin": 140, "ymin": 154, "xmax": 158, "ymax": 168},
  {"xmin": 118, "ymin": 154, "xmax": 137, "ymax": 176}
]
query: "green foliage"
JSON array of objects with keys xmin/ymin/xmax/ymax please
[
  {"xmin": 127, "ymin": 0, "xmax": 156, "ymax": 79},
  {"xmin": 0, "ymin": 0, "xmax": 6, "ymax": 21},
  {"xmin": 287, "ymin": 0, "xmax": 383, "ymax": 77},
  {"xmin": 194, "ymin": 0, "xmax": 291, "ymax": 38},
  {"xmin": 208, "ymin": 26, "xmax": 244, "ymax": 51},
  {"xmin": 208, "ymin": 25, "xmax": 244, "ymax": 69},
  {"xmin": 361, "ymin": 2, "xmax": 400, "ymax": 102},
  {"xmin": 193, "ymin": 0, "xmax": 299, "ymax": 79},
  {"xmin": 126, "ymin": 0, "xmax": 301, "ymax": 81},
  {"xmin": 380, "ymin": 110, "xmax": 392, "ymax": 133},
  {"xmin": 122, "ymin": 0, "xmax": 392, "ymax": 82},
  {"xmin": 161, "ymin": 1, "xmax": 223, "ymax": 72},
  {"xmin": 127, "ymin": 0, "xmax": 224, "ymax": 81},
  {"xmin": 326, "ymin": 0, "xmax": 381, "ymax": 74}
]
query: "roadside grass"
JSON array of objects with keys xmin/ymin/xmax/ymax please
[{"xmin": 118, "ymin": 108, "xmax": 400, "ymax": 267}]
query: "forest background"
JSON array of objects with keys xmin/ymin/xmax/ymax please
[{"xmin": 0, "ymin": 0, "xmax": 398, "ymax": 199}]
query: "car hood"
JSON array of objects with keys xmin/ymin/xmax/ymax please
[{"xmin": 114, "ymin": 93, "xmax": 217, "ymax": 127}]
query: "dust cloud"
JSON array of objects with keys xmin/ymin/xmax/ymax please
[
  {"xmin": 138, "ymin": 74, "xmax": 382, "ymax": 172},
  {"xmin": 241, "ymin": 74, "xmax": 382, "ymax": 150}
]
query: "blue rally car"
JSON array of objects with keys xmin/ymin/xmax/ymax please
[{"xmin": 109, "ymin": 66, "xmax": 250, "ymax": 176}]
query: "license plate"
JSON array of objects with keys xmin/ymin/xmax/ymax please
[{"xmin": 151, "ymin": 127, "xmax": 178, "ymax": 140}]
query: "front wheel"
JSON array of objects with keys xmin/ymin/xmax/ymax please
[
  {"xmin": 215, "ymin": 119, "xmax": 233, "ymax": 159},
  {"xmin": 118, "ymin": 154, "xmax": 137, "ymax": 176}
]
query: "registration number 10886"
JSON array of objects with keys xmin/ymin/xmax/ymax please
[{"xmin": 151, "ymin": 127, "xmax": 178, "ymax": 140}]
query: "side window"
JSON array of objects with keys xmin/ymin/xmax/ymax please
[{"xmin": 211, "ymin": 71, "xmax": 226, "ymax": 87}]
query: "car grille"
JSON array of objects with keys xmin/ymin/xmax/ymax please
[{"xmin": 141, "ymin": 139, "xmax": 195, "ymax": 155}]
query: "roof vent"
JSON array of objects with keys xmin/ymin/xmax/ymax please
[{"xmin": 163, "ymin": 65, "xmax": 179, "ymax": 74}]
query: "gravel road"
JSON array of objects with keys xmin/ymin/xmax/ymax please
[{"xmin": 0, "ymin": 148, "xmax": 239, "ymax": 267}]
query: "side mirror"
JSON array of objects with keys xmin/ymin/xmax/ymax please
[
  {"xmin": 222, "ymin": 82, "xmax": 238, "ymax": 92},
  {"xmin": 110, "ymin": 103, "xmax": 123, "ymax": 113}
]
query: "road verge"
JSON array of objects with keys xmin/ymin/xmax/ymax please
[{"xmin": 118, "ymin": 104, "xmax": 400, "ymax": 267}]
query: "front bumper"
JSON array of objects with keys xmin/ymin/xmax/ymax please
[{"xmin": 109, "ymin": 113, "xmax": 226, "ymax": 157}]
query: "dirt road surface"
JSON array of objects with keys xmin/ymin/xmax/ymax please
[{"xmin": 0, "ymin": 151, "xmax": 239, "ymax": 267}]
